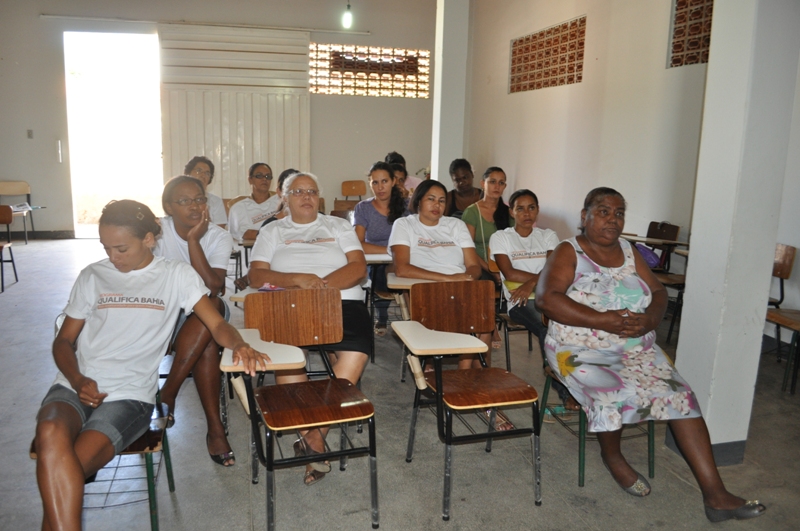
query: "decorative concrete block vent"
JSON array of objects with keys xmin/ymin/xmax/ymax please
[
  {"xmin": 670, "ymin": 0, "xmax": 713, "ymax": 68},
  {"xmin": 509, "ymin": 15, "xmax": 586, "ymax": 94}
]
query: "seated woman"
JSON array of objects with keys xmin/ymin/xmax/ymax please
[
  {"xmin": 184, "ymin": 156, "xmax": 227, "ymax": 227},
  {"xmin": 462, "ymin": 166, "xmax": 513, "ymax": 349},
  {"xmin": 489, "ymin": 189, "xmax": 578, "ymax": 411},
  {"xmin": 354, "ymin": 161, "xmax": 408, "ymax": 336},
  {"xmin": 227, "ymin": 162, "xmax": 282, "ymax": 242},
  {"xmin": 444, "ymin": 158, "xmax": 482, "ymax": 218},
  {"xmin": 535, "ymin": 187, "xmax": 765, "ymax": 521},
  {"xmin": 248, "ymin": 172, "xmax": 370, "ymax": 486},
  {"xmin": 34, "ymin": 200, "xmax": 269, "ymax": 530},
  {"xmin": 154, "ymin": 175, "xmax": 237, "ymax": 466}
]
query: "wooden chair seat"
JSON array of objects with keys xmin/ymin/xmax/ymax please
[
  {"xmin": 395, "ymin": 281, "xmax": 542, "ymax": 521},
  {"xmin": 256, "ymin": 378, "xmax": 374, "ymax": 431},
  {"xmin": 766, "ymin": 308, "xmax": 800, "ymax": 332},
  {"xmin": 652, "ymin": 272, "xmax": 685, "ymax": 286},
  {"xmin": 425, "ymin": 368, "xmax": 538, "ymax": 409}
]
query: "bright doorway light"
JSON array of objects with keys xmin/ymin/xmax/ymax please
[{"xmin": 64, "ymin": 32, "xmax": 163, "ymax": 238}]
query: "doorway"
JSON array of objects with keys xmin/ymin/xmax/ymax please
[{"xmin": 63, "ymin": 32, "xmax": 164, "ymax": 238}]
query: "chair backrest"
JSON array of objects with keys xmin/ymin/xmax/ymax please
[
  {"xmin": 224, "ymin": 195, "xmax": 249, "ymax": 216},
  {"xmin": 333, "ymin": 198, "xmax": 359, "ymax": 212},
  {"xmin": 329, "ymin": 210, "xmax": 352, "ymax": 221},
  {"xmin": 0, "ymin": 205, "xmax": 12, "ymax": 225},
  {"xmin": 318, "ymin": 197, "xmax": 326, "ymax": 214},
  {"xmin": 244, "ymin": 289, "xmax": 343, "ymax": 347},
  {"xmin": 0, "ymin": 181, "xmax": 31, "ymax": 196},
  {"xmin": 487, "ymin": 247, "xmax": 500, "ymax": 274},
  {"xmin": 773, "ymin": 243, "xmax": 796, "ymax": 280},
  {"xmin": 645, "ymin": 221, "xmax": 680, "ymax": 243},
  {"xmin": 341, "ymin": 180, "xmax": 367, "ymax": 199},
  {"xmin": 410, "ymin": 280, "xmax": 495, "ymax": 335}
]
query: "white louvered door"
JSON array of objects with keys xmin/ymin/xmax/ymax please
[{"xmin": 158, "ymin": 24, "xmax": 310, "ymax": 199}]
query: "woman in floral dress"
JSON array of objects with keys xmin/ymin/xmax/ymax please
[{"xmin": 535, "ymin": 187, "xmax": 765, "ymax": 522}]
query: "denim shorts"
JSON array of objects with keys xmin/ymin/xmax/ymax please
[{"xmin": 39, "ymin": 384, "xmax": 153, "ymax": 454}]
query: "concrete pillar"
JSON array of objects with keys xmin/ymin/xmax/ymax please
[
  {"xmin": 671, "ymin": 0, "xmax": 800, "ymax": 465},
  {"xmin": 430, "ymin": 0, "xmax": 470, "ymax": 182}
]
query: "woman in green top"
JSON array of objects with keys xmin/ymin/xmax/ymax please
[
  {"xmin": 462, "ymin": 166, "xmax": 513, "ymax": 275},
  {"xmin": 462, "ymin": 166, "xmax": 513, "ymax": 349}
]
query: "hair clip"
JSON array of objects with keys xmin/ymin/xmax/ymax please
[{"xmin": 136, "ymin": 212, "xmax": 145, "ymax": 220}]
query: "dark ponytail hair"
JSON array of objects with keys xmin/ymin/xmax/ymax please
[
  {"xmin": 99, "ymin": 200, "xmax": 161, "ymax": 239},
  {"xmin": 482, "ymin": 166, "xmax": 510, "ymax": 230},
  {"xmin": 369, "ymin": 161, "xmax": 406, "ymax": 224}
]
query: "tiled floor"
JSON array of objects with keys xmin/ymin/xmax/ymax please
[{"xmin": 1, "ymin": 239, "xmax": 798, "ymax": 530}]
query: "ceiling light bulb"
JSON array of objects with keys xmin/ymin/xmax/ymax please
[{"xmin": 342, "ymin": 3, "xmax": 353, "ymax": 29}]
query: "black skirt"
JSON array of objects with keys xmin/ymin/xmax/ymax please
[{"xmin": 318, "ymin": 300, "xmax": 372, "ymax": 355}]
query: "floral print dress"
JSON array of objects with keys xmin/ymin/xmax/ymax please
[{"xmin": 544, "ymin": 237, "xmax": 701, "ymax": 432}]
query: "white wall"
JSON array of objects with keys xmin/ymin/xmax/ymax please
[
  {"xmin": 0, "ymin": 0, "xmax": 435, "ymax": 232},
  {"xmin": 466, "ymin": 0, "xmax": 707, "ymax": 242}
]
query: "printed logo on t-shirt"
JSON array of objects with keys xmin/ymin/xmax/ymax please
[
  {"xmin": 510, "ymin": 250, "xmax": 548, "ymax": 261},
  {"xmin": 251, "ymin": 211, "xmax": 278, "ymax": 225},
  {"xmin": 284, "ymin": 237, "xmax": 336, "ymax": 245},
  {"xmin": 416, "ymin": 238, "xmax": 456, "ymax": 248},
  {"xmin": 97, "ymin": 293, "xmax": 166, "ymax": 311}
]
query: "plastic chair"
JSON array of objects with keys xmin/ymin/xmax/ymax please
[
  {"xmin": 392, "ymin": 280, "xmax": 541, "ymax": 521},
  {"xmin": 240, "ymin": 289, "xmax": 380, "ymax": 529}
]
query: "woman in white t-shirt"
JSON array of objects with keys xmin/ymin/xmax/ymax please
[
  {"xmin": 488, "ymin": 189, "xmax": 578, "ymax": 412},
  {"xmin": 184, "ymin": 156, "xmax": 228, "ymax": 227},
  {"xmin": 154, "ymin": 175, "xmax": 238, "ymax": 466},
  {"xmin": 248, "ymin": 172, "xmax": 369, "ymax": 486},
  {"xmin": 35, "ymin": 200, "xmax": 269, "ymax": 531},
  {"xmin": 227, "ymin": 162, "xmax": 282, "ymax": 241}
]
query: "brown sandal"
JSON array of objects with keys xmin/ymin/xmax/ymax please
[{"xmin": 303, "ymin": 468, "xmax": 326, "ymax": 486}]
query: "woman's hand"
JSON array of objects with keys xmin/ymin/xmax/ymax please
[
  {"xmin": 293, "ymin": 273, "xmax": 328, "ymax": 289},
  {"xmin": 75, "ymin": 377, "xmax": 108, "ymax": 408},
  {"xmin": 232, "ymin": 343, "xmax": 272, "ymax": 377},
  {"xmin": 187, "ymin": 205, "xmax": 210, "ymax": 242},
  {"xmin": 509, "ymin": 279, "xmax": 536, "ymax": 307},
  {"xmin": 599, "ymin": 309, "xmax": 649, "ymax": 338}
]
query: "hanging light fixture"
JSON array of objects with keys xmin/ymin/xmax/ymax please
[{"xmin": 342, "ymin": 1, "xmax": 353, "ymax": 29}]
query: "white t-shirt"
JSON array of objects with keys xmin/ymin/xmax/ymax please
[
  {"xmin": 53, "ymin": 257, "xmax": 208, "ymax": 403},
  {"xmin": 228, "ymin": 195, "xmax": 282, "ymax": 241},
  {"xmin": 387, "ymin": 214, "xmax": 474, "ymax": 275},
  {"xmin": 250, "ymin": 214, "xmax": 365, "ymax": 301},
  {"xmin": 154, "ymin": 216, "xmax": 234, "ymax": 271},
  {"xmin": 207, "ymin": 193, "xmax": 227, "ymax": 226},
  {"xmin": 489, "ymin": 226, "xmax": 560, "ymax": 301}
]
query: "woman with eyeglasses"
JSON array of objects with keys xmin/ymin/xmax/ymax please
[
  {"xmin": 227, "ymin": 162, "xmax": 282, "ymax": 242},
  {"xmin": 153, "ymin": 175, "xmax": 237, "ymax": 467},
  {"xmin": 184, "ymin": 156, "xmax": 227, "ymax": 227},
  {"xmin": 248, "ymin": 172, "xmax": 370, "ymax": 486}
]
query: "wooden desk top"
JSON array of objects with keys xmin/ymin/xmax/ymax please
[
  {"xmin": 230, "ymin": 287, "xmax": 258, "ymax": 303},
  {"xmin": 220, "ymin": 328, "xmax": 306, "ymax": 372},
  {"xmin": 623, "ymin": 235, "xmax": 689, "ymax": 247},
  {"xmin": 365, "ymin": 253, "xmax": 391, "ymax": 264},
  {"xmin": 240, "ymin": 239, "xmax": 256, "ymax": 248},
  {"xmin": 391, "ymin": 321, "xmax": 488, "ymax": 356},
  {"xmin": 674, "ymin": 249, "xmax": 689, "ymax": 258},
  {"xmin": 386, "ymin": 273, "xmax": 435, "ymax": 290}
]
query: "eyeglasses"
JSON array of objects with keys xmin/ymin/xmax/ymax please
[
  {"xmin": 286, "ymin": 188, "xmax": 319, "ymax": 197},
  {"xmin": 252, "ymin": 173, "xmax": 273, "ymax": 181},
  {"xmin": 191, "ymin": 169, "xmax": 212, "ymax": 177},
  {"xmin": 173, "ymin": 197, "xmax": 208, "ymax": 206}
]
